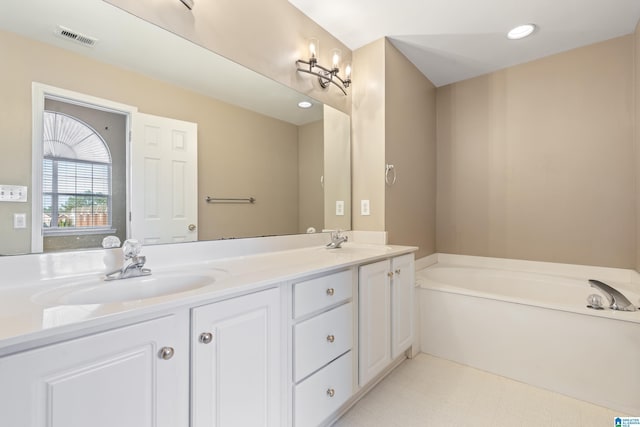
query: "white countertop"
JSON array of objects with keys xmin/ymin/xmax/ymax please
[{"xmin": 0, "ymin": 236, "xmax": 416, "ymax": 356}]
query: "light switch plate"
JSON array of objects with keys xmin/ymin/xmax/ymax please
[
  {"xmin": 361, "ymin": 199, "xmax": 370, "ymax": 216},
  {"xmin": 0, "ymin": 185, "xmax": 28, "ymax": 202},
  {"xmin": 14, "ymin": 213, "xmax": 26, "ymax": 229},
  {"xmin": 335, "ymin": 200, "xmax": 344, "ymax": 216}
]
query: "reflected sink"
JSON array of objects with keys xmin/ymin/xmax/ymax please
[
  {"xmin": 33, "ymin": 270, "xmax": 227, "ymax": 305},
  {"xmin": 319, "ymin": 244, "xmax": 393, "ymax": 255}
]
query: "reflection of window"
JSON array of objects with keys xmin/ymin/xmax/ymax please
[{"xmin": 42, "ymin": 111, "xmax": 113, "ymax": 234}]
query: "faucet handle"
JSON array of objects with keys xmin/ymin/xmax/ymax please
[{"xmin": 122, "ymin": 239, "xmax": 142, "ymax": 260}]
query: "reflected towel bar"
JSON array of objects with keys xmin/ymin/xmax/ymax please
[{"xmin": 206, "ymin": 196, "xmax": 256, "ymax": 204}]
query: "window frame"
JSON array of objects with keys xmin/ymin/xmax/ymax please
[{"xmin": 31, "ymin": 83, "xmax": 138, "ymax": 253}]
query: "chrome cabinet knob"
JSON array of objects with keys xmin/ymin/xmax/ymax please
[
  {"xmin": 188, "ymin": 224, "xmax": 197, "ymax": 231},
  {"xmin": 159, "ymin": 346, "xmax": 174, "ymax": 360},
  {"xmin": 199, "ymin": 332, "xmax": 213, "ymax": 344},
  {"xmin": 395, "ymin": 269, "xmax": 401, "ymax": 275},
  {"xmin": 326, "ymin": 288, "xmax": 335, "ymax": 296},
  {"xmin": 387, "ymin": 271, "xmax": 394, "ymax": 278},
  {"xmin": 326, "ymin": 334, "xmax": 335, "ymax": 343},
  {"xmin": 326, "ymin": 388, "xmax": 335, "ymax": 398}
]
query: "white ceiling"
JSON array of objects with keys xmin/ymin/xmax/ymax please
[{"xmin": 287, "ymin": 0, "xmax": 640, "ymax": 86}]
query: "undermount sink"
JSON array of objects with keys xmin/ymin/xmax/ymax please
[{"xmin": 33, "ymin": 270, "xmax": 227, "ymax": 305}]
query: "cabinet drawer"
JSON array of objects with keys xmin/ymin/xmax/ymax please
[
  {"xmin": 294, "ymin": 269, "xmax": 352, "ymax": 318},
  {"xmin": 294, "ymin": 302, "xmax": 352, "ymax": 382},
  {"xmin": 294, "ymin": 351, "xmax": 352, "ymax": 427}
]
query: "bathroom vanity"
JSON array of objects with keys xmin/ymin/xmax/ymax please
[{"xmin": 0, "ymin": 236, "xmax": 416, "ymax": 427}]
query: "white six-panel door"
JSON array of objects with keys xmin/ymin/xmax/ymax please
[{"xmin": 131, "ymin": 112, "xmax": 198, "ymax": 245}]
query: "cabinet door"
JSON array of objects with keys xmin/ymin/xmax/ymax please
[
  {"xmin": 391, "ymin": 254, "xmax": 415, "ymax": 359},
  {"xmin": 192, "ymin": 288, "xmax": 281, "ymax": 427},
  {"xmin": 358, "ymin": 260, "xmax": 391, "ymax": 387},
  {"xmin": 0, "ymin": 315, "xmax": 189, "ymax": 427}
]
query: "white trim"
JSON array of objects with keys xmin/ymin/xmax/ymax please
[{"xmin": 31, "ymin": 82, "xmax": 138, "ymax": 253}]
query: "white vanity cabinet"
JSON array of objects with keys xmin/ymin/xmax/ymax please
[
  {"xmin": 358, "ymin": 254, "xmax": 414, "ymax": 387},
  {"xmin": 0, "ymin": 314, "xmax": 190, "ymax": 427},
  {"xmin": 191, "ymin": 287, "xmax": 281, "ymax": 427},
  {"xmin": 291, "ymin": 269, "xmax": 355, "ymax": 427}
]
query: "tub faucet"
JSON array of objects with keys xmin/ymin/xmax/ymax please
[
  {"xmin": 589, "ymin": 279, "xmax": 637, "ymax": 312},
  {"xmin": 105, "ymin": 239, "xmax": 152, "ymax": 281},
  {"xmin": 326, "ymin": 230, "xmax": 348, "ymax": 249}
]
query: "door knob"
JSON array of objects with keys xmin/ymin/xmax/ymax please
[{"xmin": 188, "ymin": 224, "xmax": 197, "ymax": 231}]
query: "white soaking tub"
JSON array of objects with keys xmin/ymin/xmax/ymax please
[{"xmin": 417, "ymin": 255, "xmax": 640, "ymax": 415}]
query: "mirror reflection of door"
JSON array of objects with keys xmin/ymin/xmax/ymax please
[
  {"xmin": 130, "ymin": 113, "xmax": 198, "ymax": 245},
  {"xmin": 42, "ymin": 99, "xmax": 127, "ymax": 252}
]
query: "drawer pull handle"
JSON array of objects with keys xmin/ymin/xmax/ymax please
[
  {"xmin": 395, "ymin": 269, "xmax": 401, "ymax": 275},
  {"xmin": 199, "ymin": 332, "xmax": 213, "ymax": 344},
  {"xmin": 326, "ymin": 334, "xmax": 335, "ymax": 343},
  {"xmin": 159, "ymin": 346, "xmax": 175, "ymax": 360},
  {"xmin": 326, "ymin": 288, "xmax": 335, "ymax": 296},
  {"xmin": 327, "ymin": 388, "xmax": 335, "ymax": 398}
]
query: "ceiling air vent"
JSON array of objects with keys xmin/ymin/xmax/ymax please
[{"xmin": 54, "ymin": 25, "xmax": 98, "ymax": 47}]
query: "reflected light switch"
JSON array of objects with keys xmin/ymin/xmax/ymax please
[
  {"xmin": 14, "ymin": 213, "xmax": 26, "ymax": 229},
  {"xmin": 336, "ymin": 200, "xmax": 344, "ymax": 216}
]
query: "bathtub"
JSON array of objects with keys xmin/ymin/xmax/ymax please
[{"xmin": 417, "ymin": 255, "xmax": 640, "ymax": 415}]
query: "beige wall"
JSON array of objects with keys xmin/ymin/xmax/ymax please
[
  {"xmin": 352, "ymin": 39, "xmax": 386, "ymax": 232},
  {"xmin": 0, "ymin": 30, "xmax": 300, "ymax": 253},
  {"xmin": 437, "ymin": 35, "xmax": 635, "ymax": 268},
  {"xmin": 298, "ymin": 120, "xmax": 324, "ymax": 233},
  {"xmin": 323, "ymin": 105, "xmax": 352, "ymax": 231},
  {"xmin": 635, "ymin": 22, "xmax": 640, "ymax": 271},
  {"xmin": 384, "ymin": 40, "xmax": 437, "ymax": 258},
  {"xmin": 105, "ymin": 0, "xmax": 352, "ymax": 116}
]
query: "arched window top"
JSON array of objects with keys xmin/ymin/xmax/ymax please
[{"xmin": 43, "ymin": 111, "xmax": 111, "ymax": 163}]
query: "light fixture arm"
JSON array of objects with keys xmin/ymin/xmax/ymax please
[{"xmin": 296, "ymin": 58, "xmax": 351, "ymax": 95}]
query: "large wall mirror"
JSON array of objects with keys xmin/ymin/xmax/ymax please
[{"xmin": 0, "ymin": 0, "xmax": 351, "ymax": 255}]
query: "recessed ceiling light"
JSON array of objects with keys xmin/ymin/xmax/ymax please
[
  {"xmin": 298, "ymin": 101, "xmax": 313, "ymax": 109},
  {"xmin": 507, "ymin": 24, "xmax": 537, "ymax": 40}
]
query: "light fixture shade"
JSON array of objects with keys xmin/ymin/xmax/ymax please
[
  {"xmin": 507, "ymin": 24, "xmax": 536, "ymax": 40},
  {"xmin": 331, "ymin": 49, "xmax": 341, "ymax": 70},
  {"xmin": 308, "ymin": 38, "xmax": 319, "ymax": 59}
]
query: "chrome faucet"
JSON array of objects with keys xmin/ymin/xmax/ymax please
[
  {"xmin": 326, "ymin": 230, "xmax": 348, "ymax": 249},
  {"xmin": 589, "ymin": 279, "xmax": 637, "ymax": 311},
  {"xmin": 105, "ymin": 239, "xmax": 151, "ymax": 281}
]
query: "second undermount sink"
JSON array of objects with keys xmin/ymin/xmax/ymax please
[{"xmin": 33, "ymin": 270, "xmax": 227, "ymax": 306}]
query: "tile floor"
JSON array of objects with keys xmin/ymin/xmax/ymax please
[{"xmin": 334, "ymin": 353, "xmax": 625, "ymax": 427}]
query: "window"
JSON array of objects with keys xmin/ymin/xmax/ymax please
[{"xmin": 42, "ymin": 111, "xmax": 113, "ymax": 234}]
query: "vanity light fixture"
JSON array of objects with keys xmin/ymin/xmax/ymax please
[
  {"xmin": 180, "ymin": 0, "xmax": 194, "ymax": 10},
  {"xmin": 296, "ymin": 38, "xmax": 351, "ymax": 95},
  {"xmin": 507, "ymin": 24, "xmax": 537, "ymax": 40}
]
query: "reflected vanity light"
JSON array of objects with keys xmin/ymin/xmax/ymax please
[
  {"xmin": 180, "ymin": 0, "xmax": 194, "ymax": 10},
  {"xmin": 296, "ymin": 38, "xmax": 351, "ymax": 95},
  {"xmin": 507, "ymin": 23, "xmax": 536, "ymax": 40}
]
